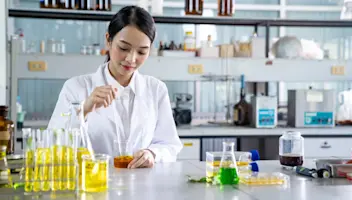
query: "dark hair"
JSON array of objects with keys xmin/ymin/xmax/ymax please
[{"xmin": 105, "ymin": 6, "xmax": 156, "ymax": 62}]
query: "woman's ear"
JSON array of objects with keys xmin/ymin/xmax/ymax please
[{"xmin": 105, "ymin": 32, "xmax": 111, "ymax": 49}]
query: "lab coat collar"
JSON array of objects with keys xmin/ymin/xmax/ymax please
[
  {"xmin": 104, "ymin": 64, "xmax": 137, "ymax": 95},
  {"xmin": 92, "ymin": 63, "xmax": 145, "ymax": 97},
  {"xmin": 92, "ymin": 63, "xmax": 148, "ymax": 143}
]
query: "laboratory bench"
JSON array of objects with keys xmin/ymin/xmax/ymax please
[
  {"xmin": 176, "ymin": 126, "xmax": 352, "ymax": 161},
  {"xmin": 0, "ymin": 160, "xmax": 351, "ymax": 200}
]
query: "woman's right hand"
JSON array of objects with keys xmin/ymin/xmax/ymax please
[{"xmin": 83, "ymin": 85, "xmax": 117, "ymax": 117}]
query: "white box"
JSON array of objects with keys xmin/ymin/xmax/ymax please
[{"xmin": 251, "ymin": 96, "xmax": 278, "ymax": 128}]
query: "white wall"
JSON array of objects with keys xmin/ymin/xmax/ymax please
[{"xmin": 0, "ymin": 0, "xmax": 7, "ymax": 105}]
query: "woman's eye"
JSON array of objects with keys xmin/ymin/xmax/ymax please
[
  {"xmin": 138, "ymin": 52, "xmax": 147, "ymax": 55},
  {"xmin": 119, "ymin": 47, "xmax": 129, "ymax": 51}
]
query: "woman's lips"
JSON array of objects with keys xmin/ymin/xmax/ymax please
[{"xmin": 122, "ymin": 65, "xmax": 134, "ymax": 71}]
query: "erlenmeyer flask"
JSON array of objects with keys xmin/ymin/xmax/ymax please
[{"xmin": 218, "ymin": 141, "xmax": 239, "ymax": 185}]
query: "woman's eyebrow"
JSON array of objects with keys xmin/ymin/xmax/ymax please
[{"xmin": 119, "ymin": 40, "xmax": 149, "ymax": 49}]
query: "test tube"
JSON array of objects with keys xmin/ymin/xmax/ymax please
[
  {"xmin": 23, "ymin": 128, "xmax": 35, "ymax": 193},
  {"xmin": 51, "ymin": 129, "xmax": 65, "ymax": 191},
  {"xmin": 33, "ymin": 129, "xmax": 51, "ymax": 192},
  {"xmin": 66, "ymin": 129, "xmax": 80, "ymax": 190}
]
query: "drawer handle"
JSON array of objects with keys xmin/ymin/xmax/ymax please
[
  {"xmin": 320, "ymin": 144, "xmax": 331, "ymax": 149},
  {"xmin": 184, "ymin": 143, "xmax": 193, "ymax": 147}
]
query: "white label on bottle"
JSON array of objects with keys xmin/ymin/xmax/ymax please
[
  {"xmin": 282, "ymin": 139, "xmax": 302, "ymax": 155},
  {"xmin": 99, "ymin": 0, "xmax": 103, "ymax": 9},
  {"xmin": 306, "ymin": 91, "xmax": 323, "ymax": 103},
  {"xmin": 0, "ymin": 131, "xmax": 10, "ymax": 140}
]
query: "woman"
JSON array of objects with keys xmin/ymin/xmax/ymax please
[{"xmin": 48, "ymin": 6, "xmax": 182, "ymax": 168}]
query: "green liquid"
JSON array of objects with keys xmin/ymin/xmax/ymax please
[{"xmin": 218, "ymin": 167, "xmax": 239, "ymax": 185}]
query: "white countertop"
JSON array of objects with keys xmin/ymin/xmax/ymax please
[
  {"xmin": 1, "ymin": 160, "xmax": 350, "ymax": 200},
  {"xmin": 177, "ymin": 126, "xmax": 352, "ymax": 137}
]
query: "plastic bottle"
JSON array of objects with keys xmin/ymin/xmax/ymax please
[
  {"xmin": 183, "ymin": 31, "xmax": 196, "ymax": 51},
  {"xmin": 16, "ymin": 96, "xmax": 22, "ymax": 114}
]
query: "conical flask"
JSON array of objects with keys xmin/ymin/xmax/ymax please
[{"xmin": 218, "ymin": 141, "xmax": 239, "ymax": 185}]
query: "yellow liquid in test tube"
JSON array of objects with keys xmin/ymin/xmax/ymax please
[
  {"xmin": 51, "ymin": 145, "xmax": 64, "ymax": 191},
  {"xmin": 66, "ymin": 147, "xmax": 75, "ymax": 190},
  {"xmin": 77, "ymin": 147, "xmax": 90, "ymax": 189},
  {"xmin": 25, "ymin": 150, "xmax": 34, "ymax": 192},
  {"xmin": 82, "ymin": 159, "xmax": 108, "ymax": 192},
  {"xmin": 33, "ymin": 148, "xmax": 50, "ymax": 192}
]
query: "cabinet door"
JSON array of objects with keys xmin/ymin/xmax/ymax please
[
  {"xmin": 177, "ymin": 139, "xmax": 200, "ymax": 161},
  {"xmin": 304, "ymin": 138, "xmax": 352, "ymax": 158}
]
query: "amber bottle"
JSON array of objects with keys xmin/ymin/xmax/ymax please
[
  {"xmin": 233, "ymin": 75, "xmax": 251, "ymax": 126},
  {"xmin": 218, "ymin": 0, "xmax": 234, "ymax": 16},
  {"xmin": 0, "ymin": 106, "xmax": 15, "ymax": 155},
  {"xmin": 185, "ymin": 0, "xmax": 203, "ymax": 16}
]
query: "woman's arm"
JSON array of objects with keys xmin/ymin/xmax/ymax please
[{"xmin": 147, "ymin": 82, "xmax": 183, "ymax": 162}]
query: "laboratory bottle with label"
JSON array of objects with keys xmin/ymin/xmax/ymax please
[
  {"xmin": 218, "ymin": 0, "xmax": 234, "ymax": 16},
  {"xmin": 0, "ymin": 106, "xmax": 15, "ymax": 155},
  {"xmin": 279, "ymin": 131, "xmax": 304, "ymax": 167},
  {"xmin": 233, "ymin": 75, "xmax": 250, "ymax": 126},
  {"xmin": 185, "ymin": 0, "xmax": 204, "ymax": 15}
]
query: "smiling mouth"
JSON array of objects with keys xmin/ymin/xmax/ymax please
[{"xmin": 122, "ymin": 65, "xmax": 135, "ymax": 71}]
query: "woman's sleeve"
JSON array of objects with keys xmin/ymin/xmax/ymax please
[{"xmin": 148, "ymin": 82, "xmax": 183, "ymax": 162}]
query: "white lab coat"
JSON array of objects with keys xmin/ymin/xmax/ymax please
[{"xmin": 48, "ymin": 64, "xmax": 183, "ymax": 162}]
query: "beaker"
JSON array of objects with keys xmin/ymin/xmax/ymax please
[
  {"xmin": 113, "ymin": 141, "xmax": 133, "ymax": 168},
  {"xmin": 218, "ymin": 141, "xmax": 239, "ymax": 185},
  {"xmin": 22, "ymin": 128, "xmax": 35, "ymax": 193},
  {"xmin": 82, "ymin": 154, "xmax": 110, "ymax": 192}
]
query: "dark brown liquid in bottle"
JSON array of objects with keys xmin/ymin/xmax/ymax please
[
  {"xmin": 49, "ymin": 0, "xmax": 59, "ymax": 8},
  {"xmin": 40, "ymin": 0, "xmax": 49, "ymax": 8},
  {"xmin": 185, "ymin": 0, "xmax": 203, "ymax": 15},
  {"xmin": 233, "ymin": 77, "xmax": 251, "ymax": 126},
  {"xmin": 0, "ymin": 106, "xmax": 14, "ymax": 155},
  {"xmin": 279, "ymin": 155, "xmax": 304, "ymax": 167},
  {"xmin": 59, "ymin": 0, "xmax": 70, "ymax": 9},
  {"xmin": 218, "ymin": 0, "xmax": 233, "ymax": 16}
]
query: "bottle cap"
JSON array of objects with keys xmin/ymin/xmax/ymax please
[
  {"xmin": 250, "ymin": 162, "xmax": 259, "ymax": 172},
  {"xmin": 250, "ymin": 150, "xmax": 260, "ymax": 161}
]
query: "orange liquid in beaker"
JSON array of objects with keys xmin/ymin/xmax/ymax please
[{"xmin": 114, "ymin": 156, "xmax": 133, "ymax": 168}]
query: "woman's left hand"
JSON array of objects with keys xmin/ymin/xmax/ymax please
[{"xmin": 127, "ymin": 149, "xmax": 155, "ymax": 169}]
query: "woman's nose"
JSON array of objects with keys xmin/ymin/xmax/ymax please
[{"xmin": 125, "ymin": 51, "xmax": 136, "ymax": 63}]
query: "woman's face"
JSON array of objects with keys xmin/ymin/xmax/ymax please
[{"xmin": 106, "ymin": 25, "xmax": 151, "ymax": 77}]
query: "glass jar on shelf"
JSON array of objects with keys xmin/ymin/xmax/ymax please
[{"xmin": 279, "ymin": 131, "xmax": 304, "ymax": 167}]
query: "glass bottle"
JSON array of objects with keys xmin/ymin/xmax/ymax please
[
  {"xmin": 0, "ymin": 146, "xmax": 10, "ymax": 188},
  {"xmin": 279, "ymin": 131, "xmax": 304, "ymax": 167},
  {"xmin": 49, "ymin": 0, "xmax": 59, "ymax": 9},
  {"xmin": 79, "ymin": 0, "xmax": 88, "ymax": 10},
  {"xmin": 233, "ymin": 75, "xmax": 250, "ymax": 126},
  {"xmin": 218, "ymin": 142, "xmax": 239, "ymax": 185},
  {"xmin": 0, "ymin": 106, "xmax": 14, "ymax": 155},
  {"xmin": 59, "ymin": 0, "xmax": 71, "ymax": 9},
  {"xmin": 218, "ymin": 0, "xmax": 234, "ymax": 16},
  {"xmin": 185, "ymin": 0, "xmax": 203, "ymax": 16},
  {"xmin": 40, "ymin": 0, "xmax": 49, "ymax": 8}
]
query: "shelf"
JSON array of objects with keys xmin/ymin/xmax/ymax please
[
  {"xmin": 8, "ymin": 8, "xmax": 352, "ymax": 27},
  {"xmin": 13, "ymin": 54, "xmax": 352, "ymax": 82}
]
